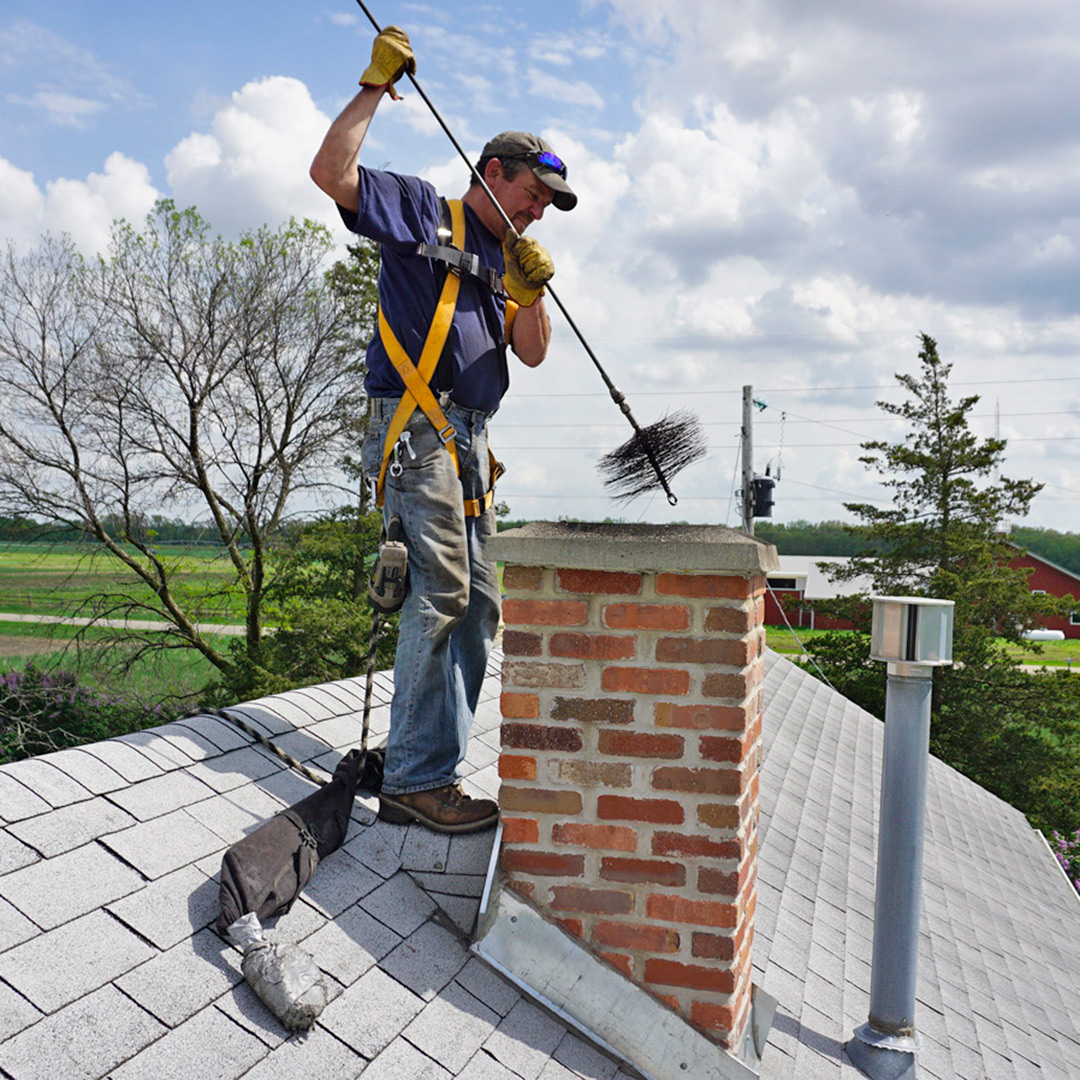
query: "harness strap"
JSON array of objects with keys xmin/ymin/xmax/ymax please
[
  {"xmin": 375, "ymin": 198, "xmax": 507, "ymax": 517},
  {"xmin": 376, "ymin": 199, "xmax": 466, "ymax": 504}
]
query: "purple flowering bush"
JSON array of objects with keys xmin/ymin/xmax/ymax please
[
  {"xmin": 1050, "ymin": 830, "xmax": 1080, "ymax": 897},
  {"xmin": 0, "ymin": 663, "xmax": 160, "ymax": 764}
]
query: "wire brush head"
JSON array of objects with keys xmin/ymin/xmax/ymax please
[{"xmin": 597, "ymin": 409, "xmax": 708, "ymax": 502}]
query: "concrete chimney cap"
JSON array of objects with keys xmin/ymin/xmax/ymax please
[{"xmin": 485, "ymin": 521, "xmax": 780, "ymax": 574}]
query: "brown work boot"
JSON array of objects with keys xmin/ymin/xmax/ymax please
[{"xmin": 378, "ymin": 783, "xmax": 499, "ymax": 834}]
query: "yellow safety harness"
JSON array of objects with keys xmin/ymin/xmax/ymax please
[{"xmin": 375, "ymin": 198, "xmax": 514, "ymax": 517}]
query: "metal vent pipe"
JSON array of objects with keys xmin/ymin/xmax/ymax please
[{"xmin": 847, "ymin": 597, "xmax": 954, "ymax": 1080}]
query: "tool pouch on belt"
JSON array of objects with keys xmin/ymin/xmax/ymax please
[{"xmin": 368, "ymin": 514, "xmax": 408, "ymax": 614}]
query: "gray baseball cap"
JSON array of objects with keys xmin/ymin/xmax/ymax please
[{"xmin": 479, "ymin": 131, "xmax": 577, "ymax": 211}]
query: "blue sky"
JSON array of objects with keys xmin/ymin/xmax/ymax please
[{"xmin": 2, "ymin": 0, "xmax": 1080, "ymax": 533}]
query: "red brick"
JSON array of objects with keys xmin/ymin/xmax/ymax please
[
  {"xmin": 501, "ymin": 692, "xmax": 539, "ymax": 719},
  {"xmin": 503, "ymin": 661, "xmax": 585, "ymax": 690},
  {"xmin": 506, "ymin": 879, "xmax": 535, "ymax": 900},
  {"xmin": 498, "ymin": 754, "xmax": 537, "ymax": 780},
  {"xmin": 699, "ymin": 734, "xmax": 747, "ymax": 764},
  {"xmin": 501, "ymin": 817, "xmax": 540, "ymax": 844},
  {"xmin": 503, "ymin": 565, "xmax": 544, "ymax": 591},
  {"xmin": 558, "ymin": 917, "xmax": 584, "ymax": 938},
  {"xmin": 600, "ymin": 952, "xmax": 634, "ymax": 977},
  {"xmin": 652, "ymin": 831, "xmax": 741, "ymax": 860},
  {"xmin": 549, "ymin": 632, "xmax": 636, "ymax": 661},
  {"xmin": 503, "ymin": 598, "xmax": 588, "ymax": 627},
  {"xmin": 502, "ymin": 724, "xmax": 584, "ymax": 752},
  {"xmin": 502, "ymin": 630, "xmax": 542, "ymax": 656},
  {"xmin": 692, "ymin": 932, "xmax": 736, "ymax": 960},
  {"xmin": 598, "ymin": 795, "xmax": 684, "ymax": 825},
  {"xmin": 698, "ymin": 803, "xmax": 741, "ymax": 830},
  {"xmin": 702, "ymin": 671, "xmax": 751, "ymax": 699},
  {"xmin": 655, "ymin": 636, "xmax": 750, "ymax": 666},
  {"xmin": 644, "ymin": 958, "xmax": 736, "ymax": 994},
  {"xmin": 501, "ymin": 850, "xmax": 585, "ymax": 877},
  {"xmin": 652, "ymin": 765, "xmax": 742, "ymax": 796},
  {"xmin": 690, "ymin": 1000, "xmax": 738, "ymax": 1038},
  {"xmin": 602, "ymin": 667, "xmax": 690, "ymax": 696},
  {"xmin": 598, "ymin": 729, "xmax": 684, "ymax": 759},
  {"xmin": 600, "ymin": 857, "xmax": 686, "ymax": 887},
  {"xmin": 704, "ymin": 606, "xmax": 753, "ymax": 634},
  {"xmin": 656, "ymin": 574, "xmax": 751, "ymax": 600},
  {"xmin": 500, "ymin": 787, "xmax": 583, "ymax": 815},
  {"xmin": 553, "ymin": 822, "xmax": 638, "ymax": 852},
  {"xmin": 654, "ymin": 702, "xmax": 748, "ymax": 731},
  {"xmin": 647, "ymin": 894, "xmax": 738, "ymax": 928},
  {"xmin": 549, "ymin": 885, "xmax": 634, "ymax": 915},
  {"xmin": 556, "ymin": 760, "xmax": 632, "ymax": 788},
  {"xmin": 604, "ymin": 603, "xmax": 691, "ymax": 631},
  {"xmin": 551, "ymin": 697, "xmax": 634, "ymax": 724},
  {"xmin": 698, "ymin": 866, "xmax": 741, "ymax": 895},
  {"xmin": 593, "ymin": 921, "xmax": 680, "ymax": 953},
  {"xmin": 557, "ymin": 568, "xmax": 643, "ymax": 595}
]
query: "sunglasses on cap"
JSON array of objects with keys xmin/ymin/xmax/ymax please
[{"xmin": 505, "ymin": 150, "xmax": 568, "ymax": 179}]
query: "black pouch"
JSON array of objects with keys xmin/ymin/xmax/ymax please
[{"xmin": 216, "ymin": 746, "xmax": 383, "ymax": 934}]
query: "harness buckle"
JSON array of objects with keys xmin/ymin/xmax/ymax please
[
  {"xmin": 451, "ymin": 250, "xmax": 480, "ymax": 279},
  {"xmin": 437, "ymin": 423, "xmax": 456, "ymax": 445}
]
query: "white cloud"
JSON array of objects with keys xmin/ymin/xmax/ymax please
[
  {"xmin": 166, "ymin": 76, "xmax": 336, "ymax": 235},
  {"xmin": 526, "ymin": 68, "xmax": 605, "ymax": 110},
  {"xmin": 0, "ymin": 152, "xmax": 158, "ymax": 256}
]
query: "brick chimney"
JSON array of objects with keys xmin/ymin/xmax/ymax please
[{"xmin": 476, "ymin": 522, "xmax": 777, "ymax": 1076}]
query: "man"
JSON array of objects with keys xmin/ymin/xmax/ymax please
[{"xmin": 310, "ymin": 26, "xmax": 576, "ymax": 833}]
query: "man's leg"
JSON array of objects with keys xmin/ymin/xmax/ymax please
[{"xmin": 371, "ymin": 405, "xmax": 498, "ymax": 832}]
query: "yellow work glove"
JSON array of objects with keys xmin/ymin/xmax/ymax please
[
  {"xmin": 502, "ymin": 230, "xmax": 554, "ymax": 307},
  {"xmin": 359, "ymin": 26, "xmax": 415, "ymax": 101}
]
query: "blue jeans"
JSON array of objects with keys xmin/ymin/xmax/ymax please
[{"xmin": 362, "ymin": 397, "xmax": 502, "ymax": 795}]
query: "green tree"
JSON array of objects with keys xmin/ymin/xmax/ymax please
[
  {"xmin": 803, "ymin": 334, "xmax": 1079, "ymax": 834},
  {"xmin": 0, "ymin": 201, "xmax": 377, "ymax": 693}
]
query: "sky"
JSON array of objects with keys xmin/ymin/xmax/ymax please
[{"xmin": 2, "ymin": 0, "xmax": 1079, "ymax": 533}]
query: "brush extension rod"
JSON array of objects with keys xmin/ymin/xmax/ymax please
[{"xmin": 352, "ymin": 0, "xmax": 677, "ymax": 505}]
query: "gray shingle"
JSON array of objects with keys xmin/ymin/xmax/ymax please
[
  {"xmin": 115, "ymin": 927, "xmax": 243, "ymax": 1027},
  {"xmin": 100, "ymin": 807, "xmax": 225, "ymax": 879},
  {"xmin": 483, "ymin": 997, "xmax": 567, "ymax": 1080},
  {"xmin": 107, "ymin": 999, "xmax": 267, "ymax": 1080},
  {"xmin": 301, "ymin": 847, "xmax": 382, "ymax": 918},
  {"xmin": 0, "ymin": 908, "xmax": 154, "ymax": 1013},
  {"xmin": 231, "ymin": 1024, "xmax": 365, "ymax": 1079},
  {"xmin": 0, "ymin": 895, "xmax": 38, "ymax": 953},
  {"xmin": 106, "ymin": 769, "xmax": 217, "ymax": 821},
  {"xmin": 0, "ymin": 757, "xmax": 92, "ymax": 808},
  {"xmin": 78, "ymin": 738, "xmax": 165, "ymax": 783},
  {"xmin": 7, "ymin": 795, "xmax": 137, "ymax": 857},
  {"xmin": 362, "ymin": 1036, "xmax": 453, "ymax": 1080},
  {"xmin": 454, "ymin": 955, "xmax": 522, "ymax": 1018},
  {"xmin": 107, "ymin": 863, "xmax": 218, "ymax": 950},
  {"xmin": 319, "ymin": 963, "xmax": 426, "ymax": 1059},
  {"xmin": 342, "ymin": 820, "xmax": 405, "ymax": 879},
  {"xmin": 1, "ymin": 841, "xmax": 144, "ymax": 930},
  {"xmin": 0, "ymin": 984, "xmax": 165, "ymax": 1080},
  {"xmin": 361, "ymin": 868, "xmax": 439, "ymax": 937},
  {"xmin": 0, "ymin": 828, "xmax": 40, "ymax": 874},
  {"xmin": 404, "ymin": 978, "xmax": 502, "ymax": 1074},
  {"xmin": 0, "ymin": 771, "xmax": 52, "ymax": 822},
  {"xmin": 34, "ymin": 746, "xmax": 128, "ymax": 793},
  {"xmin": 380, "ymin": 918, "xmax": 470, "ymax": 1002},
  {"xmin": 302, "ymin": 900, "xmax": 402, "ymax": 986},
  {"xmin": 552, "ymin": 1030, "xmax": 622, "ymax": 1079},
  {"xmin": 185, "ymin": 745, "xmax": 283, "ymax": 793},
  {"xmin": 0, "ymin": 979, "xmax": 41, "ymax": 1042}
]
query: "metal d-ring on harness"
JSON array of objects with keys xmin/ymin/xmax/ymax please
[{"xmin": 373, "ymin": 197, "xmax": 512, "ymax": 517}]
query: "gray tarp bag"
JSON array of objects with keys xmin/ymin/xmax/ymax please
[{"xmin": 216, "ymin": 746, "xmax": 384, "ymax": 1031}]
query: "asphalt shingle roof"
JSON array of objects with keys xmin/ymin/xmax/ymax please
[{"xmin": 2, "ymin": 648, "xmax": 1079, "ymax": 1079}]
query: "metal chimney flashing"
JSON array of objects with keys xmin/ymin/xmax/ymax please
[{"xmin": 472, "ymin": 867, "xmax": 774, "ymax": 1080}]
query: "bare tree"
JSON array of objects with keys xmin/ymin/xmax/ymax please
[{"xmin": 0, "ymin": 201, "xmax": 371, "ymax": 682}]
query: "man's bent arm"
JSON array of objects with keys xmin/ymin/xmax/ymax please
[
  {"xmin": 511, "ymin": 298, "xmax": 551, "ymax": 368},
  {"xmin": 309, "ymin": 86, "xmax": 385, "ymax": 213}
]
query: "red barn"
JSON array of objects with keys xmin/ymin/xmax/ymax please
[{"xmin": 765, "ymin": 550, "xmax": 1080, "ymax": 638}]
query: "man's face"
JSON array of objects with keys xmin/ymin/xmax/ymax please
[{"xmin": 487, "ymin": 161, "xmax": 554, "ymax": 235}]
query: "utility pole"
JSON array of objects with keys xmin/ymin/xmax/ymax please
[{"xmin": 741, "ymin": 385, "xmax": 754, "ymax": 536}]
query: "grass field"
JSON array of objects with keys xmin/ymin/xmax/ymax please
[
  {"xmin": 765, "ymin": 625, "xmax": 1080, "ymax": 668},
  {"xmin": 0, "ymin": 541, "xmax": 246, "ymax": 622}
]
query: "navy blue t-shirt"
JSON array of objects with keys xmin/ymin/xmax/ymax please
[{"xmin": 339, "ymin": 167, "xmax": 510, "ymax": 413}]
